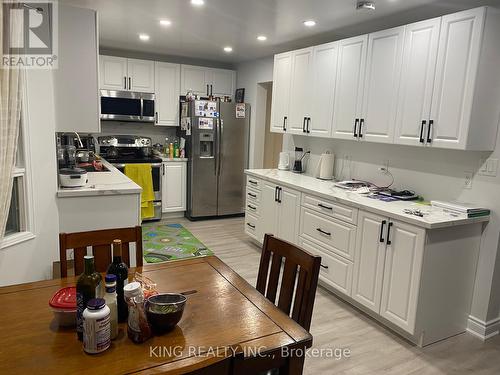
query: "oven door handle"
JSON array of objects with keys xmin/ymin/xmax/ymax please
[{"xmin": 112, "ymin": 163, "xmax": 163, "ymax": 168}]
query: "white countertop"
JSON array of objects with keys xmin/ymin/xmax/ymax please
[
  {"xmin": 57, "ymin": 159, "xmax": 142, "ymax": 198},
  {"xmin": 245, "ymin": 169, "xmax": 490, "ymax": 229},
  {"xmin": 161, "ymin": 157, "xmax": 188, "ymax": 162}
]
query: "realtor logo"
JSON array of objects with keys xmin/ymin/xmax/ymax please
[{"xmin": 2, "ymin": 0, "xmax": 58, "ymax": 69}]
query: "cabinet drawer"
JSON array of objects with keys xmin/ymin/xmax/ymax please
[
  {"xmin": 246, "ymin": 176, "xmax": 261, "ymax": 190},
  {"xmin": 245, "ymin": 197, "xmax": 260, "ymax": 216},
  {"xmin": 300, "ymin": 208, "xmax": 356, "ymax": 261},
  {"xmin": 246, "ymin": 187, "xmax": 261, "ymax": 204},
  {"xmin": 245, "ymin": 213, "xmax": 260, "ymax": 241},
  {"xmin": 302, "ymin": 194, "xmax": 358, "ymax": 225},
  {"xmin": 299, "ymin": 237, "xmax": 353, "ymax": 296}
]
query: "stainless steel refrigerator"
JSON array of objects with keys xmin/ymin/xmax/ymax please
[{"xmin": 180, "ymin": 100, "xmax": 250, "ymax": 220}]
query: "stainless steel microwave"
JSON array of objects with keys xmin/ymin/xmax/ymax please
[{"xmin": 100, "ymin": 90, "xmax": 155, "ymax": 122}]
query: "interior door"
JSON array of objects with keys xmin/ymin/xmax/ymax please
[
  {"xmin": 217, "ymin": 103, "xmax": 249, "ymax": 216},
  {"xmin": 277, "ymin": 187, "xmax": 301, "ymax": 245},
  {"xmin": 394, "ymin": 18, "xmax": 441, "ymax": 147},
  {"xmin": 361, "ymin": 26, "xmax": 405, "ymax": 143},
  {"xmin": 429, "ymin": 7, "xmax": 485, "ymax": 149},
  {"xmin": 128, "ymin": 59, "xmax": 155, "ymax": 93},
  {"xmin": 260, "ymin": 183, "xmax": 279, "ymax": 241},
  {"xmin": 332, "ymin": 35, "xmax": 368, "ymax": 140},
  {"xmin": 100, "ymin": 55, "xmax": 128, "ymax": 90},
  {"xmin": 270, "ymin": 52, "xmax": 292, "ymax": 133},
  {"xmin": 309, "ymin": 42, "xmax": 338, "ymax": 138},
  {"xmin": 154, "ymin": 62, "xmax": 181, "ymax": 126},
  {"xmin": 352, "ymin": 210, "xmax": 387, "ymax": 313},
  {"xmin": 287, "ymin": 48, "xmax": 313, "ymax": 135},
  {"xmin": 380, "ymin": 220, "xmax": 425, "ymax": 334},
  {"xmin": 181, "ymin": 65, "xmax": 209, "ymax": 96}
]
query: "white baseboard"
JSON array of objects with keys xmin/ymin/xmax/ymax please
[
  {"xmin": 161, "ymin": 211, "xmax": 185, "ymax": 220},
  {"xmin": 467, "ymin": 315, "xmax": 500, "ymax": 340}
]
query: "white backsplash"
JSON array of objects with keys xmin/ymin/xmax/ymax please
[{"xmin": 97, "ymin": 121, "xmax": 177, "ymax": 146}]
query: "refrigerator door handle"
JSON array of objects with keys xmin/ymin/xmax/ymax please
[
  {"xmin": 218, "ymin": 119, "xmax": 224, "ymax": 176},
  {"xmin": 214, "ymin": 118, "xmax": 219, "ymax": 175}
]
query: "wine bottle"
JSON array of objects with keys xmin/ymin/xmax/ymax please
[
  {"xmin": 107, "ymin": 239, "xmax": 129, "ymax": 322},
  {"xmin": 76, "ymin": 255, "xmax": 102, "ymax": 340}
]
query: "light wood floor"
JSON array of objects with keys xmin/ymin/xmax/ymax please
[{"xmin": 161, "ymin": 216, "xmax": 500, "ymax": 375}]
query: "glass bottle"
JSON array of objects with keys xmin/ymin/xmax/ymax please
[
  {"xmin": 76, "ymin": 255, "xmax": 102, "ymax": 340},
  {"xmin": 124, "ymin": 282, "xmax": 151, "ymax": 343},
  {"xmin": 107, "ymin": 239, "xmax": 129, "ymax": 322},
  {"xmin": 104, "ymin": 274, "xmax": 118, "ymax": 340}
]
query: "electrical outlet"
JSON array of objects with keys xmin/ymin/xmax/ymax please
[
  {"xmin": 464, "ymin": 171, "xmax": 473, "ymax": 189},
  {"xmin": 478, "ymin": 158, "xmax": 498, "ymax": 177}
]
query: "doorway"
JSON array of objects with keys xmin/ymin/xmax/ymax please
[{"xmin": 258, "ymin": 82, "xmax": 282, "ymax": 169}]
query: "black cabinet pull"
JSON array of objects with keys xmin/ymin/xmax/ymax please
[
  {"xmin": 303, "ymin": 117, "xmax": 307, "ymax": 133},
  {"xmin": 124, "ymin": 76, "xmax": 127, "ymax": 90},
  {"xmin": 354, "ymin": 119, "xmax": 359, "ymax": 137},
  {"xmin": 320, "ymin": 264, "xmax": 329, "ymax": 269},
  {"xmin": 427, "ymin": 120, "xmax": 433, "ymax": 143},
  {"xmin": 274, "ymin": 186, "xmax": 279, "ymax": 202},
  {"xmin": 284, "ymin": 116, "xmax": 287, "ymax": 132},
  {"xmin": 246, "ymin": 223, "xmax": 256, "ymax": 229},
  {"xmin": 379, "ymin": 220, "xmax": 386, "ymax": 243},
  {"xmin": 359, "ymin": 119, "xmax": 364, "ymax": 138},
  {"xmin": 316, "ymin": 228, "xmax": 331, "ymax": 236},
  {"xmin": 307, "ymin": 117, "xmax": 311, "ymax": 133},
  {"xmin": 248, "ymin": 192, "xmax": 257, "ymax": 198},
  {"xmin": 210, "ymin": 84, "xmax": 213, "ymax": 96},
  {"xmin": 128, "ymin": 77, "xmax": 131, "ymax": 90},
  {"xmin": 206, "ymin": 84, "xmax": 209, "ymax": 96},
  {"xmin": 318, "ymin": 203, "xmax": 333, "ymax": 210},
  {"xmin": 248, "ymin": 180, "xmax": 257, "ymax": 185},
  {"xmin": 419, "ymin": 120, "xmax": 426, "ymax": 143},
  {"xmin": 247, "ymin": 204, "xmax": 256, "ymax": 210},
  {"xmin": 386, "ymin": 222, "xmax": 393, "ymax": 245},
  {"xmin": 277, "ymin": 187, "xmax": 282, "ymax": 203}
]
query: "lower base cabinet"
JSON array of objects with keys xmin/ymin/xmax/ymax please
[{"xmin": 161, "ymin": 162, "xmax": 187, "ymax": 213}]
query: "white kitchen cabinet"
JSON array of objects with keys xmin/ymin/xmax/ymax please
[
  {"xmin": 360, "ymin": 27, "xmax": 405, "ymax": 143},
  {"xmin": 161, "ymin": 162, "xmax": 187, "ymax": 213},
  {"xmin": 54, "ymin": 5, "xmax": 100, "ymax": 133},
  {"xmin": 270, "ymin": 52, "xmax": 293, "ymax": 133},
  {"xmin": 287, "ymin": 48, "xmax": 314, "ymax": 135},
  {"xmin": 100, "ymin": 56, "xmax": 155, "ymax": 92},
  {"xmin": 309, "ymin": 42, "xmax": 339, "ymax": 138},
  {"xmin": 154, "ymin": 62, "xmax": 181, "ymax": 126},
  {"xmin": 128, "ymin": 59, "xmax": 155, "ymax": 93},
  {"xmin": 380, "ymin": 220, "xmax": 425, "ymax": 334},
  {"xmin": 394, "ymin": 18, "xmax": 441, "ymax": 147},
  {"xmin": 181, "ymin": 65, "xmax": 235, "ymax": 97},
  {"xmin": 332, "ymin": 35, "xmax": 368, "ymax": 140},
  {"xmin": 100, "ymin": 55, "xmax": 128, "ymax": 91},
  {"xmin": 259, "ymin": 182, "xmax": 279, "ymax": 240},
  {"xmin": 352, "ymin": 210, "xmax": 387, "ymax": 313},
  {"xmin": 210, "ymin": 68, "xmax": 235, "ymax": 97}
]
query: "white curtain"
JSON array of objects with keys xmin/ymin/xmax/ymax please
[{"xmin": 0, "ymin": 1, "xmax": 23, "ymax": 239}]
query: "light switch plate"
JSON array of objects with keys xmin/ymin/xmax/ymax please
[
  {"xmin": 479, "ymin": 158, "xmax": 498, "ymax": 177},
  {"xmin": 464, "ymin": 171, "xmax": 473, "ymax": 189}
]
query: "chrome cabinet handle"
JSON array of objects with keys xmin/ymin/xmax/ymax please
[{"xmin": 155, "ymin": 112, "xmax": 159, "ymax": 124}]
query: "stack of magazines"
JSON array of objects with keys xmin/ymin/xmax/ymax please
[{"xmin": 430, "ymin": 201, "xmax": 490, "ymax": 218}]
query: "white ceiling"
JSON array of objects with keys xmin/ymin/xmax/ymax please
[{"xmin": 65, "ymin": 0, "xmax": 500, "ymax": 65}]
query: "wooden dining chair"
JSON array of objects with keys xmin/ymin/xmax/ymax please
[
  {"xmin": 58, "ymin": 226, "xmax": 143, "ymax": 278},
  {"xmin": 256, "ymin": 234, "xmax": 321, "ymax": 332}
]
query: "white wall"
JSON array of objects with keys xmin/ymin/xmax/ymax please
[
  {"xmin": 284, "ymin": 132, "xmax": 500, "ymax": 324},
  {"xmin": 236, "ymin": 57, "xmax": 274, "ymax": 168},
  {"xmin": 0, "ymin": 70, "xmax": 60, "ymax": 286}
]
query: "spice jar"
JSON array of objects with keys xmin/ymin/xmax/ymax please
[{"xmin": 124, "ymin": 282, "xmax": 151, "ymax": 343}]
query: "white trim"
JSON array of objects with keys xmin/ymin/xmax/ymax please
[
  {"xmin": 0, "ymin": 231, "xmax": 36, "ymax": 249},
  {"xmin": 467, "ymin": 315, "xmax": 500, "ymax": 340}
]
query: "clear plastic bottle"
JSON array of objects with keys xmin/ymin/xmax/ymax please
[
  {"xmin": 123, "ymin": 281, "xmax": 151, "ymax": 343},
  {"xmin": 104, "ymin": 274, "xmax": 118, "ymax": 340}
]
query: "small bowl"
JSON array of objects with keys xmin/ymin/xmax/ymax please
[{"xmin": 146, "ymin": 293, "xmax": 187, "ymax": 334}]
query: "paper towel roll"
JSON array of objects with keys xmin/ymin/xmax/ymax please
[{"xmin": 316, "ymin": 152, "xmax": 335, "ymax": 180}]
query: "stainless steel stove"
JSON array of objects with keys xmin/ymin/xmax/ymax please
[{"xmin": 98, "ymin": 135, "xmax": 162, "ymax": 221}]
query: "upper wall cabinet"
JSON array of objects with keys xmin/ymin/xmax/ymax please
[
  {"xmin": 54, "ymin": 5, "xmax": 100, "ymax": 133},
  {"xmin": 155, "ymin": 62, "xmax": 181, "ymax": 126},
  {"xmin": 100, "ymin": 56, "xmax": 155, "ymax": 93},
  {"xmin": 271, "ymin": 6, "xmax": 500, "ymax": 151},
  {"xmin": 180, "ymin": 65, "xmax": 235, "ymax": 97}
]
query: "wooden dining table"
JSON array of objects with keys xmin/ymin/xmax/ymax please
[{"xmin": 0, "ymin": 256, "xmax": 312, "ymax": 374}]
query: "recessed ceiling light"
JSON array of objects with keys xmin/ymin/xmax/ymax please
[
  {"xmin": 356, "ymin": 1, "xmax": 376, "ymax": 11},
  {"xmin": 303, "ymin": 20, "xmax": 316, "ymax": 27},
  {"xmin": 223, "ymin": 46, "xmax": 233, "ymax": 53},
  {"xmin": 191, "ymin": 0, "xmax": 204, "ymax": 6},
  {"xmin": 139, "ymin": 33, "xmax": 150, "ymax": 41},
  {"xmin": 257, "ymin": 35, "xmax": 267, "ymax": 41},
  {"xmin": 159, "ymin": 19, "xmax": 172, "ymax": 26}
]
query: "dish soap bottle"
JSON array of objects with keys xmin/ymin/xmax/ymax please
[{"xmin": 76, "ymin": 255, "xmax": 102, "ymax": 340}]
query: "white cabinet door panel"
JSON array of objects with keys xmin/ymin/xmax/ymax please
[
  {"xmin": 332, "ymin": 35, "xmax": 368, "ymax": 140},
  {"xmin": 211, "ymin": 69, "xmax": 235, "ymax": 96},
  {"xmin": 270, "ymin": 53, "xmax": 292, "ymax": 133},
  {"xmin": 155, "ymin": 62, "xmax": 180, "ymax": 126},
  {"xmin": 181, "ymin": 65, "xmax": 209, "ymax": 96},
  {"xmin": 429, "ymin": 8, "xmax": 485, "ymax": 149},
  {"xmin": 309, "ymin": 42, "xmax": 338, "ymax": 138},
  {"xmin": 100, "ymin": 55, "xmax": 127, "ymax": 90},
  {"xmin": 395, "ymin": 18, "xmax": 441, "ymax": 146},
  {"xmin": 260, "ymin": 183, "xmax": 279, "ymax": 242},
  {"xmin": 380, "ymin": 220, "xmax": 425, "ymax": 334},
  {"xmin": 277, "ymin": 187, "xmax": 301, "ymax": 245},
  {"xmin": 288, "ymin": 48, "xmax": 313, "ymax": 135},
  {"xmin": 128, "ymin": 59, "xmax": 155, "ymax": 93},
  {"xmin": 352, "ymin": 211, "xmax": 387, "ymax": 313},
  {"xmin": 361, "ymin": 27, "xmax": 405, "ymax": 143},
  {"xmin": 162, "ymin": 162, "xmax": 186, "ymax": 213}
]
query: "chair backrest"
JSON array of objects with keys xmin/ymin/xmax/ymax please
[
  {"xmin": 256, "ymin": 234, "xmax": 321, "ymax": 331},
  {"xmin": 58, "ymin": 226, "xmax": 143, "ymax": 278}
]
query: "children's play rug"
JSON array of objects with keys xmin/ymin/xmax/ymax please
[{"xmin": 142, "ymin": 223, "xmax": 213, "ymax": 263}]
